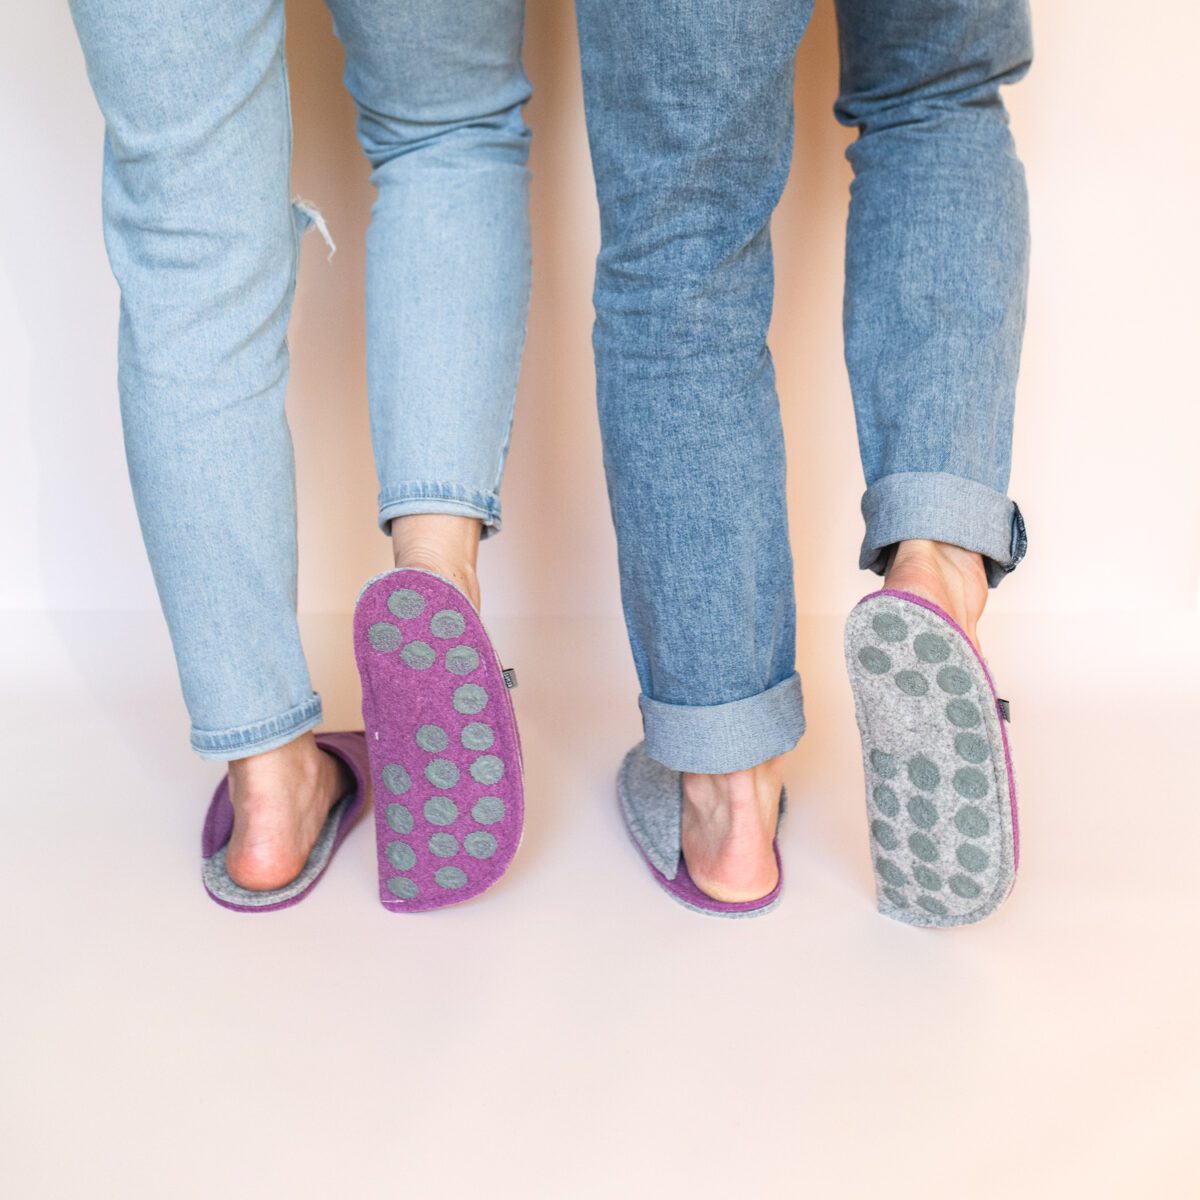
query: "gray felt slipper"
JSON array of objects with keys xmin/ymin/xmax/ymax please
[
  {"xmin": 844, "ymin": 588, "xmax": 1020, "ymax": 928},
  {"xmin": 617, "ymin": 741, "xmax": 786, "ymax": 919}
]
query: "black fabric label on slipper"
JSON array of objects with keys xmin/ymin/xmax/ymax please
[
  {"xmin": 996, "ymin": 697, "xmax": 1011, "ymax": 722},
  {"xmin": 502, "ymin": 667, "xmax": 518, "ymax": 689}
]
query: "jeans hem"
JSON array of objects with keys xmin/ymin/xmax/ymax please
[
  {"xmin": 859, "ymin": 471, "xmax": 1028, "ymax": 589},
  {"xmin": 190, "ymin": 693, "xmax": 323, "ymax": 762},
  {"xmin": 378, "ymin": 482, "xmax": 502, "ymax": 539},
  {"xmin": 638, "ymin": 672, "xmax": 807, "ymax": 774}
]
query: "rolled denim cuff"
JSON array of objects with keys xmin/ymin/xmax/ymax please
[
  {"xmin": 378, "ymin": 482, "xmax": 502, "ymax": 539},
  {"xmin": 859, "ymin": 471, "xmax": 1028, "ymax": 589},
  {"xmin": 639, "ymin": 671, "xmax": 807, "ymax": 774},
  {"xmin": 191, "ymin": 693, "xmax": 323, "ymax": 762}
]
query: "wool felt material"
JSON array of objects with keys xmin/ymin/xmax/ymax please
[
  {"xmin": 844, "ymin": 587, "xmax": 1020, "ymax": 928},
  {"xmin": 201, "ymin": 729, "xmax": 370, "ymax": 913},
  {"xmin": 354, "ymin": 567, "xmax": 524, "ymax": 912},
  {"xmin": 617, "ymin": 741, "xmax": 786, "ymax": 919}
]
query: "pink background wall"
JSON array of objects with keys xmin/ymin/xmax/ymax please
[{"xmin": 2, "ymin": 1, "xmax": 1196, "ymax": 619}]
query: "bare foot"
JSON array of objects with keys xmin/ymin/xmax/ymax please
[
  {"xmin": 883, "ymin": 539, "xmax": 989, "ymax": 655},
  {"xmin": 680, "ymin": 755, "xmax": 786, "ymax": 902},
  {"xmin": 391, "ymin": 513, "xmax": 483, "ymax": 611},
  {"xmin": 225, "ymin": 733, "xmax": 352, "ymax": 891}
]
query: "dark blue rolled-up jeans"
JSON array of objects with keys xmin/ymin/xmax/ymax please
[{"xmin": 575, "ymin": 0, "xmax": 1033, "ymax": 773}]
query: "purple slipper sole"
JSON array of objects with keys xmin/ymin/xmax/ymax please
[
  {"xmin": 617, "ymin": 742, "xmax": 785, "ymax": 919},
  {"xmin": 353, "ymin": 567, "xmax": 524, "ymax": 912},
  {"xmin": 201, "ymin": 730, "xmax": 370, "ymax": 913},
  {"xmin": 844, "ymin": 587, "xmax": 1020, "ymax": 928}
]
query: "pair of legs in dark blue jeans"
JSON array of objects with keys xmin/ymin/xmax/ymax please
[{"xmin": 576, "ymin": 0, "xmax": 1031, "ymax": 901}]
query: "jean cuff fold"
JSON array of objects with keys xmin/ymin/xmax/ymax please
[
  {"xmin": 190, "ymin": 693, "xmax": 323, "ymax": 762},
  {"xmin": 378, "ymin": 482, "xmax": 502, "ymax": 539},
  {"xmin": 859, "ymin": 471, "xmax": 1028, "ymax": 589},
  {"xmin": 639, "ymin": 671, "xmax": 807, "ymax": 774}
]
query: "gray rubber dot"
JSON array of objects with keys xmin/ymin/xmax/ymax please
[
  {"xmin": 401, "ymin": 640, "xmax": 436, "ymax": 670},
  {"xmin": 381, "ymin": 764, "xmax": 411, "ymax": 795},
  {"xmin": 387, "ymin": 877, "xmax": 419, "ymax": 900},
  {"xmin": 430, "ymin": 609, "xmax": 466, "ymax": 639},
  {"xmin": 882, "ymin": 887, "xmax": 910, "ymax": 908},
  {"xmin": 908, "ymin": 831, "xmax": 938, "ymax": 862},
  {"xmin": 907, "ymin": 795, "xmax": 939, "ymax": 829},
  {"xmin": 435, "ymin": 866, "xmax": 468, "ymax": 890},
  {"xmin": 870, "ymin": 750, "xmax": 897, "ymax": 779},
  {"xmin": 386, "ymin": 804, "xmax": 413, "ymax": 834},
  {"xmin": 428, "ymin": 832, "xmax": 458, "ymax": 858},
  {"xmin": 957, "ymin": 843, "xmax": 990, "ymax": 872},
  {"xmin": 871, "ymin": 819, "xmax": 899, "ymax": 850},
  {"xmin": 907, "ymin": 754, "xmax": 940, "ymax": 792},
  {"xmin": 954, "ymin": 805, "xmax": 990, "ymax": 838},
  {"xmin": 461, "ymin": 722, "xmax": 494, "ymax": 751},
  {"xmin": 368, "ymin": 622, "xmax": 402, "ymax": 652},
  {"xmin": 424, "ymin": 796, "xmax": 459, "ymax": 826},
  {"xmin": 917, "ymin": 896, "xmax": 949, "ymax": 917},
  {"xmin": 425, "ymin": 759, "xmax": 459, "ymax": 789},
  {"xmin": 953, "ymin": 766, "xmax": 989, "ymax": 799},
  {"xmin": 386, "ymin": 840, "xmax": 415, "ymax": 871},
  {"xmin": 914, "ymin": 632, "xmax": 951, "ymax": 663},
  {"xmin": 876, "ymin": 857, "xmax": 907, "ymax": 887},
  {"xmin": 913, "ymin": 864, "xmax": 943, "ymax": 891},
  {"xmin": 472, "ymin": 796, "xmax": 505, "ymax": 824},
  {"xmin": 895, "ymin": 669, "xmax": 928, "ymax": 696},
  {"xmin": 858, "ymin": 646, "xmax": 891, "ymax": 674},
  {"xmin": 937, "ymin": 666, "xmax": 972, "ymax": 696},
  {"xmin": 453, "ymin": 683, "xmax": 488, "ymax": 714},
  {"xmin": 464, "ymin": 831, "xmax": 497, "ymax": 860},
  {"xmin": 955, "ymin": 732, "xmax": 990, "ymax": 763},
  {"xmin": 415, "ymin": 723, "xmax": 448, "ymax": 753},
  {"xmin": 946, "ymin": 698, "xmax": 981, "ymax": 728},
  {"xmin": 444, "ymin": 645, "xmax": 479, "ymax": 676},
  {"xmin": 949, "ymin": 874, "xmax": 983, "ymax": 899},
  {"xmin": 388, "ymin": 588, "xmax": 425, "ymax": 618},
  {"xmin": 872, "ymin": 612, "xmax": 908, "ymax": 642},
  {"xmin": 470, "ymin": 754, "xmax": 504, "ymax": 785},
  {"xmin": 873, "ymin": 784, "xmax": 900, "ymax": 818}
]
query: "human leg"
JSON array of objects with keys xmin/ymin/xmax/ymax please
[
  {"xmin": 834, "ymin": 0, "xmax": 1034, "ymax": 629},
  {"xmin": 69, "ymin": 0, "xmax": 345, "ymax": 889},
  {"xmin": 575, "ymin": 0, "xmax": 813, "ymax": 902},
  {"xmin": 327, "ymin": 0, "xmax": 532, "ymax": 605}
]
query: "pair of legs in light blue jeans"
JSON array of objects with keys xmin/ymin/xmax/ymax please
[{"xmin": 69, "ymin": 0, "xmax": 531, "ymax": 760}]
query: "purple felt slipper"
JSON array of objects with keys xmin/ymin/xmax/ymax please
[
  {"xmin": 353, "ymin": 567, "xmax": 524, "ymax": 912},
  {"xmin": 617, "ymin": 742, "xmax": 785, "ymax": 918},
  {"xmin": 201, "ymin": 730, "xmax": 370, "ymax": 913}
]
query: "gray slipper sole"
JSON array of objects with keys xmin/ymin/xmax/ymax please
[{"xmin": 844, "ymin": 588, "xmax": 1020, "ymax": 928}]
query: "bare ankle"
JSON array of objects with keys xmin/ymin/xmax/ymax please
[{"xmin": 390, "ymin": 514, "xmax": 482, "ymax": 610}]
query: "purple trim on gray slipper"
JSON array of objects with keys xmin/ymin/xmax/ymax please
[
  {"xmin": 856, "ymin": 587, "xmax": 1020, "ymax": 884},
  {"xmin": 201, "ymin": 730, "xmax": 370, "ymax": 914},
  {"xmin": 617, "ymin": 742, "xmax": 784, "ymax": 918},
  {"xmin": 354, "ymin": 567, "xmax": 524, "ymax": 912},
  {"xmin": 629, "ymin": 825, "xmax": 784, "ymax": 917}
]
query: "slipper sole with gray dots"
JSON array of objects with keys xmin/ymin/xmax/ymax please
[
  {"xmin": 844, "ymin": 587, "xmax": 1020, "ymax": 929},
  {"xmin": 354, "ymin": 567, "xmax": 524, "ymax": 912}
]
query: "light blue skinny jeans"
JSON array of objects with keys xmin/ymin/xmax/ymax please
[
  {"xmin": 68, "ymin": 0, "xmax": 532, "ymax": 760},
  {"xmin": 575, "ymin": 0, "xmax": 1033, "ymax": 773}
]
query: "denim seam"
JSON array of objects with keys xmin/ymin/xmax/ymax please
[
  {"xmin": 377, "ymin": 481, "xmax": 502, "ymax": 535},
  {"xmin": 191, "ymin": 693, "xmax": 323, "ymax": 755}
]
